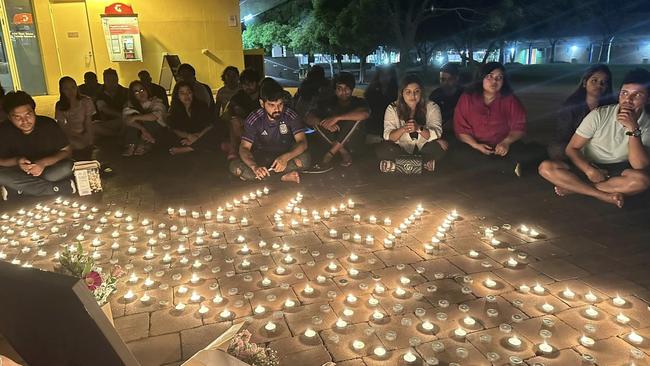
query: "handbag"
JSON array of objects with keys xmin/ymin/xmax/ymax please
[{"xmin": 394, "ymin": 155, "xmax": 423, "ymax": 174}]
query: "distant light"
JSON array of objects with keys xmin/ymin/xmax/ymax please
[
  {"xmin": 243, "ymin": 14, "xmax": 254, "ymax": 22},
  {"xmin": 571, "ymin": 45, "xmax": 578, "ymax": 52},
  {"xmin": 510, "ymin": 47, "xmax": 515, "ymax": 54}
]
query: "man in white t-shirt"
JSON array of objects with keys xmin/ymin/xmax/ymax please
[{"xmin": 539, "ymin": 68, "xmax": 650, "ymax": 208}]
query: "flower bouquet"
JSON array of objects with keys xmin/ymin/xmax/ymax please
[
  {"xmin": 56, "ymin": 243, "xmax": 124, "ymax": 306},
  {"xmin": 227, "ymin": 330, "xmax": 279, "ymax": 366}
]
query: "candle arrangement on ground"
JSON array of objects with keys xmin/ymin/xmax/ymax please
[{"xmin": 0, "ymin": 189, "xmax": 647, "ymax": 366}]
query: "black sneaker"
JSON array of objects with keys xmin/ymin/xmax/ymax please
[{"xmin": 304, "ymin": 163, "xmax": 334, "ymax": 174}]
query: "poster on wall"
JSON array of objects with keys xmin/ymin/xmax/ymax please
[{"xmin": 100, "ymin": 3, "xmax": 143, "ymax": 62}]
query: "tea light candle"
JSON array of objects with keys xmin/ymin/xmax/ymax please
[
  {"xmin": 519, "ymin": 224, "xmax": 529, "ymax": 233},
  {"xmin": 368, "ymin": 216, "xmax": 377, "ymax": 224},
  {"xmin": 204, "ymin": 211, "xmax": 212, "ymax": 220},
  {"xmin": 284, "ymin": 254, "xmax": 294, "ymax": 264},
  {"xmin": 336, "ymin": 318, "xmax": 348, "ymax": 328},
  {"xmin": 261, "ymin": 277, "xmax": 272, "ymax": 287},
  {"xmin": 585, "ymin": 306, "xmax": 599, "ymax": 318},
  {"xmin": 490, "ymin": 238, "xmax": 501, "ymax": 246},
  {"xmin": 563, "ymin": 287, "xmax": 575, "ymax": 299},
  {"xmin": 144, "ymin": 277, "xmax": 155, "ymax": 287},
  {"xmin": 190, "ymin": 292, "xmax": 201, "ymax": 302},
  {"xmin": 507, "ymin": 257, "xmax": 518, "ymax": 267},
  {"xmin": 190, "ymin": 273, "xmax": 201, "ymax": 284},
  {"xmin": 613, "ymin": 295, "xmax": 626, "ymax": 307},
  {"xmin": 128, "ymin": 273, "xmax": 139, "ymax": 284},
  {"xmin": 484, "ymin": 278, "xmax": 497, "ymax": 288},
  {"xmin": 323, "ymin": 210, "xmax": 330, "ymax": 219},
  {"xmin": 343, "ymin": 308, "xmax": 354, "ymax": 317},
  {"xmin": 372, "ymin": 310, "xmax": 384, "ymax": 321},
  {"xmin": 529, "ymin": 229, "xmax": 540, "ymax": 238},
  {"xmin": 616, "ymin": 313, "xmax": 630, "ymax": 324},
  {"xmin": 353, "ymin": 214, "xmax": 361, "ymax": 222},
  {"xmin": 533, "ymin": 283, "xmax": 545, "ymax": 295},
  {"xmin": 220, "ymin": 309, "xmax": 232, "ymax": 319},
  {"xmin": 352, "ymin": 340, "xmax": 365, "ymax": 350},
  {"xmin": 329, "ymin": 229, "xmax": 337, "ymax": 238},
  {"xmin": 240, "ymin": 218, "xmax": 249, "ymax": 226},
  {"xmin": 463, "ymin": 316, "xmax": 476, "ymax": 326},
  {"xmin": 403, "ymin": 351, "xmax": 417, "ymax": 363},
  {"xmin": 254, "ymin": 305, "xmax": 266, "ymax": 315},
  {"xmin": 400, "ymin": 276, "xmax": 411, "ymax": 285},
  {"xmin": 140, "ymin": 293, "xmax": 151, "ymax": 303},
  {"xmin": 584, "ymin": 291, "xmax": 598, "ymax": 302},
  {"xmin": 265, "ymin": 321, "xmax": 276, "ymax": 332},
  {"xmin": 628, "ymin": 331, "xmax": 644, "ymax": 344},
  {"xmin": 284, "ymin": 298, "xmax": 296, "ymax": 308},
  {"xmin": 469, "ymin": 250, "xmax": 480, "ymax": 258},
  {"xmin": 508, "ymin": 335, "xmax": 522, "ymax": 348},
  {"xmin": 144, "ymin": 250, "xmax": 154, "ymax": 260},
  {"xmin": 383, "ymin": 217, "xmax": 391, "ymax": 226},
  {"xmin": 303, "ymin": 285, "xmax": 314, "ymax": 295},
  {"xmin": 177, "ymin": 244, "xmax": 186, "ymax": 254},
  {"xmin": 454, "ymin": 327, "xmax": 467, "ymax": 337},
  {"xmin": 213, "ymin": 295, "xmax": 224, "ymax": 304},
  {"xmin": 422, "ymin": 321, "xmax": 435, "ymax": 331},
  {"xmin": 349, "ymin": 253, "xmax": 359, "ymax": 262},
  {"xmin": 538, "ymin": 341, "xmax": 553, "ymax": 354},
  {"xmin": 178, "ymin": 285, "xmax": 188, "ymax": 295},
  {"xmin": 275, "ymin": 222, "xmax": 285, "ymax": 231},
  {"xmin": 198, "ymin": 304, "xmax": 209, "ymax": 315},
  {"xmin": 304, "ymin": 328, "xmax": 316, "ymax": 338},
  {"xmin": 374, "ymin": 284, "xmax": 385, "ymax": 294},
  {"xmin": 175, "ymin": 302, "xmax": 186, "ymax": 311},
  {"xmin": 217, "ymin": 214, "xmax": 224, "ymax": 222},
  {"xmin": 276, "ymin": 266, "xmax": 286, "ymax": 275},
  {"xmin": 328, "ymin": 262, "xmax": 338, "ymax": 271},
  {"xmin": 580, "ymin": 335, "xmax": 595, "ymax": 347},
  {"xmin": 395, "ymin": 287, "xmax": 407, "ymax": 297},
  {"xmin": 365, "ymin": 235, "xmax": 374, "ymax": 245},
  {"xmin": 178, "ymin": 208, "xmax": 186, "ymax": 217},
  {"xmin": 541, "ymin": 302, "xmax": 555, "ymax": 313},
  {"xmin": 123, "ymin": 290, "xmax": 135, "ymax": 301},
  {"xmin": 373, "ymin": 346, "xmax": 387, "ymax": 357}
]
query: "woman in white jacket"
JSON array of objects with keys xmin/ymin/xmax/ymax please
[{"xmin": 376, "ymin": 74, "xmax": 448, "ymax": 172}]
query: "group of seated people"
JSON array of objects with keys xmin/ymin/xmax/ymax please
[{"xmin": 0, "ymin": 61, "xmax": 648, "ymax": 207}]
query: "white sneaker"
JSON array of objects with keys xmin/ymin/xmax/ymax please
[
  {"xmin": 70, "ymin": 179, "xmax": 77, "ymax": 194},
  {"xmin": 1, "ymin": 186, "xmax": 7, "ymax": 201}
]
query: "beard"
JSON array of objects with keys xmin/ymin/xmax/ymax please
[{"xmin": 268, "ymin": 111, "xmax": 281, "ymax": 119}]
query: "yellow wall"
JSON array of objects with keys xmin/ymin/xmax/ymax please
[{"xmin": 34, "ymin": 0, "xmax": 244, "ymax": 94}]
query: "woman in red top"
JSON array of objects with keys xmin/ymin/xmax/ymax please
[{"xmin": 454, "ymin": 62, "xmax": 545, "ymax": 176}]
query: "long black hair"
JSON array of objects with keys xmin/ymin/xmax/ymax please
[
  {"xmin": 127, "ymin": 80, "xmax": 151, "ymax": 114},
  {"xmin": 396, "ymin": 74, "xmax": 427, "ymax": 125},
  {"xmin": 565, "ymin": 64, "xmax": 615, "ymax": 105},
  {"xmin": 366, "ymin": 65, "xmax": 398, "ymax": 99},
  {"xmin": 56, "ymin": 76, "xmax": 82, "ymax": 112},
  {"xmin": 169, "ymin": 80, "xmax": 203, "ymax": 115},
  {"xmin": 467, "ymin": 62, "xmax": 513, "ymax": 96}
]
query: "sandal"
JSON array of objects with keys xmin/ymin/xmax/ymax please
[{"xmin": 121, "ymin": 144, "xmax": 136, "ymax": 157}]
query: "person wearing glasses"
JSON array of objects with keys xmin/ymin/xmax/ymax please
[
  {"xmin": 538, "ymin": 68, "xmax": 650, "ymax": 208},
  {"xmin": 121, "ymin": 81, "xmax": 167, "ymax": 157},
  {"xmin": 548, "ymin": 64, "xmax": 615, "ymax": 160},
  {"xmin": 454, "ymin": 62, "xmax": 545, "ymax": 176}
]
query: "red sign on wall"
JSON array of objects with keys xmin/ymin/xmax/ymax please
[
  {"xmin": 104, "ymin": 3, "xmax": 134, "ymax": 15},
  {"xmin": 12, "ymin": 13, "xmax": 33, "ymax": 25}
]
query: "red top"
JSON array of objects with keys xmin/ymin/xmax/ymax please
[{"xmin": 453, "ymin": 92, "xmax": 527, "ymax": 146}]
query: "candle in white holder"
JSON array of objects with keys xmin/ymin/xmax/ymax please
[
  {"xmin": 175, "ymin": 302, "xmax": 186, "ymax": 311},
  {"xmin": 365, "ymin": 235, "xmax": 374, "ymax": 245},
  {"xmin": 421, "ymin": 321, "xmax": 434, "ymax": 331},
  {"xmin": 254, "ymin": 305, "xmax": 266, "ymax": 315},
  {"xmin": 123, "ymin": 290, "xmax": 135, "ymax": 301},
  {"xmin": 368, "ymin": 215, "xmax": 377, "ymax": 224},
  {"xmin": 616, "ymin": 313, "xmax": 630, "ymax": 324},
  {"xmin": 508, "ymin": 335, "xmax": 522, "ymax": 348},
  {"xmin": 613, "ymin": 295, "xmax": 626, "ymax": 307},
  {"xmin": 585, "ymin": 306, "xmax": 599, "ymax": 318},
  {"xmin": 167, "ymin": 207, "xmax": 175, "ymax": 215},
  {"xmin": 276, "ymin": 266, "xmax": 286, "ymax": 275},
  {"xmin": 562, "ymin": 287, "xmax": 575, "ymax": 299},
  {"xmin": 346, "ymin": 294, "xmax": 358, "ymax": 304},
  {"xmin": 541, "ymin": 302, "xmax": 555, "ymax": 313},
  {"xmin": 213, "ymin": 295, "xmax": 224, "ymax": 304},
  {"xmin": 484, "ymin": 278, "xmax": 497, "ymax": 288},
  {"xmin": 580, "ymin": 335, "xmax": 595, "ymax": 347},
  {"xmin": 374, "ymin": 284, "xmax": 385, "ymax": 294},
  {"xmin": 265, "ymin": 321, "xmax": 277, "ymax": 332},
  {"xmin": 140, "ymin": 293, "xmax": 151, "ymax": 303},
  {"xmin": 343, "ymin": 308, "xmax": 354, "ymax": 317},
  {"xmin": 454, "ymin": 327, "xmax": 467, "ymax": 337},
  {"xmin": 538, "ymin": 341, "xmax": 553, "ymax": 354},
  {"xmin": 329, "ymin": 229, "xmax": 337, "ymax": 238},
  {"xmin": 383, "ymin": 217, "xmax": 391, "ymax": 226},
  {"xmin": 352, "ymin": 340, "xmax": 365, "ymax": 350},
  {"xmin": 353, "ymin": 214, "xmax": 361, "ymax": 222},
  {"xmin": 400, "ymin": 276, "xmax": 411, "ymax": 285},
  {"xmin": 507, "ymin": 257, "xmax": 518, "ymax": 267},
  {"xmin": 584, "ymin": 291, "xmax": 598, "ymax": 302},
  {"xmin": 178, "ymin": 208, "xmax": 186, "ymax": 217},
  {"xmin": 373, "ymin": 346, "xmax": 386, "ymax": 357},
  {"xmin": 144, "ymin": 277, "xmax": 155, "ymax": 287},
  {"xmin": 303, "ymin": 285, "xmax": 314, "ymax": 295},
  {"xmin": 628, "ymin": 331, "xmax": 644, "ymax": 344},
  {"xmin": 403, "ymin": 351, "xmax": 417, "ymax": 363},
  {"xmin": 463, "ymin": 316, "xmax": 476, "ymax": 326},
  {"xmin": 336, "ymin": 318, "xmax": 348, "ymax": 328},
  {"xmin": 304, "ymin": 328, "xmax": 316, "ymax": 338},
  {"xmin": 469, "ymin": 250, "xmax": 480, "ymax": 258},
  {"xmin": 284, "ymin": 298, "xmax": 296, "ymax": 308},
  {"xmin": 220, "ymin": 309, "xmax": 232, "ymax": 318},
  {"xmin": 533, "ymin": 283, "xmax": 545, "ymax": 295},
  {"xmin": 262, "ymin": 277, "xmax": 272, "ymax": 287},
  {"xmin": 190, "ymin": 292, "xmax": 201, "ymax": 302},
  {"xmin": 328, "ymin": 262, "xmax": 338, "ymax": 271}
]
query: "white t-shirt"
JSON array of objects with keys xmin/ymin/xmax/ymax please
[
  {"xmin": 575, "ymin": 104, "xmax": 650, "ymax": 164},
  {"xmin": 383, "ymin": 101, "xmax": 442, "ymax": 154}
]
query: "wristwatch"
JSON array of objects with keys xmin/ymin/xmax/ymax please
[{"xmin": 625, "ymin": 128, "xmax": 642, "ymax": 137}]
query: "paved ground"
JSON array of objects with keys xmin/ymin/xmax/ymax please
[{"xmin": 2, "ymin": 82, "xmax": 650, "ymax": 366}]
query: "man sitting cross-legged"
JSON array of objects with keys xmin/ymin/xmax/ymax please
[
  {"xmin": 538, "ymin": 68, "xmax": 650, "ymax": 208},
  {"xmin": 228, "ymin": 78, "xmax": 311, "ymax": 184},
  {"xmin": 305, "ymin": 72, "xmax": 369, "ymax": 172},
  {"xmin": 0, "ymin": 91, "xmax": 75, "ymax": 200}
]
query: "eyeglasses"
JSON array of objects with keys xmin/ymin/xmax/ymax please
[
  {"xmin": 133, "ymin": 88, "xmax": 146, "ymax": 95},
  {"xmin": 484, "ymin": 74, "xmax": 504, "ymax": 81},
  {"xmin": 619, "ymin": 89, "xmax": 647, "ymax": 101}
]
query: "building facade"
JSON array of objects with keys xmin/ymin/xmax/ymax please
[{"xmin": 0, "ymin": 0, "xmax": 244, "ymax": 95}]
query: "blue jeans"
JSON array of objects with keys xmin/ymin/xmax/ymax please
[{"xmin": 0, "ymin": 160, "xmax": 74, "ymax": 196}]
